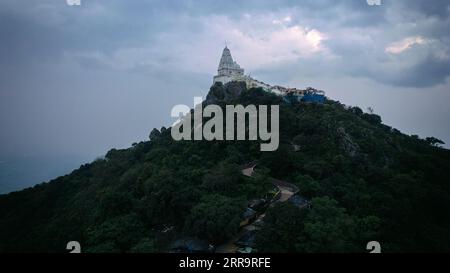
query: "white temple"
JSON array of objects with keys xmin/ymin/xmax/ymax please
[
  {"xmin": 212, "ymin": 46, "xmax": 326, "ymax": 102},
  {"xmin": 213, "ymin": 46, "xmax": 245, "ymax": 85},
  {"xmin": 213, "ymin": 47, "xmax": 281, "ymax": 94},
  {"xmin": 214, "ymin": 47, "xmax": 273, "ymax": 91}
]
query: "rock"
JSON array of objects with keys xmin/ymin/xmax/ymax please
[
  {"xmin": 337, "ymin": 127, "xmax": 360, "ymax": 157},
  {"xmin": 205, "ymin": 81, "xmax": 247, "ymax": 104}
]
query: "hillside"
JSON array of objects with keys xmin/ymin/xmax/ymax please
[{"xmin": 1, "ymin": 83, "xmax": 450, "ymax": 253}]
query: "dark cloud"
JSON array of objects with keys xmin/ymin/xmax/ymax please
[
  {"xmin": 383, "ymin": 54, "xmax": 450, "ymax": 88},
  {"xmin": 392, "ymin": 0, "xmax": 450, "ymax": 19}
]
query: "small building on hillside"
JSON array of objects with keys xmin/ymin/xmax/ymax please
[{"xmin": 301, "ymin": 87, "xmax": 326, "ymax": 103}]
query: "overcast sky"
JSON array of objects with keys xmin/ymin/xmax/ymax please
[{"xmin": 1, "ymin": 0, "xmax": 450, "ymax": 193}]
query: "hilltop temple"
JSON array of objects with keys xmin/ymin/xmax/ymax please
[
  {"xmin": 212, "ymin": 47, "xmax": 325, "ymax": 103},
  {"xmin": 213, "ymin": 46, "xmax": 245, "ymax": 85},
  {"xmin": 213, "ymin": 46, "xmax": 274, "ymax": 92}
]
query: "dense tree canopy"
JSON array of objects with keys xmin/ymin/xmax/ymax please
[{"xmin": 1, "ymin": 85, "xmax": 449, "ymax": 252}]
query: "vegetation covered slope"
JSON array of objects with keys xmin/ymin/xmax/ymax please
[{"xmin": 1, "ymin": 84, "xmax": 450, "ymax": 253}]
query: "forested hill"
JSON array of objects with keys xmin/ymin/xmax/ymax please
[{"xmin": 1, "ymin": 83, "xmax": 450, "ymax": 253}]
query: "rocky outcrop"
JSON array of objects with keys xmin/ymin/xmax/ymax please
[
  {"xmin": 337, "ymin": 127, "xmax": 360, "ymax": 157},
  {"xmin": 205, "ymin": 81, "xmax": 247, "ymax": 104}
]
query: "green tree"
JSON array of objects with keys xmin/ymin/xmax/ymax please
[
  {"xmin": 201, "ymin": 162, "xmax": 243, "ymax": 196},
  {"xmin": 149, "ymin": 128, "xmax": 161, "ymax": 141},
  {"xmin": 256, "ymin": 202, "xmax": 307, "ymax": 252},
  {"xmin": 85, "ymin": 214, "xmax": 146, "ymax": 253},
  {"xmin": 295, "ymin": 174, "xmax": 321, "ymax": 198},
  {"xmin": 425, "ymin": 137, "xmax": 445, "ymax": 147},
  {"xmin": 130, "ymin": 238, "xmax": 157, "ymax": 253},
  {"xmin": 184, "ymin": 194, "xmax": 244, "ymax": 243},
  {"xmin": 298, "ymin": 197, "xmax": 357, "ymax": 252}
]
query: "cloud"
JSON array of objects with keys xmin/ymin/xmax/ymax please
[
  {"xmin": 197, "ymin": 14, "xmax": 329, "ymax": 70},
  {"xmin": 3, "ymin": 0, "xmax": 449, "ymax": 88},
  {"xmin": 385, "ymin": 36, "xmax": 428, "ymax": 54},
  {"xmin": 64, "ymin": 12, "xmax": 329, "ymax": 76}
]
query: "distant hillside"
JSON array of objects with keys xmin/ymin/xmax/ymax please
[{"xmin": 1, "ymin": 83, "xmax": 450, "ymax": 253}]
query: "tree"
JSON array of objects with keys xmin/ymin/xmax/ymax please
[
  {"xmin": 130, "ymin": 238, "xmax": 157, "ymax": 253},
  {"xmin": 98, "ymin": 191, "xmax": 133, "ymax": 220},
  {"xmin": 256, "ymin": 202, "xmax": 307, "ymax": 252},
  {"xmin": 425, "ymin": 137, "xmax": 445, "ymax": 147},
  {"xmin": 201, "ymin": 162, "xmax": 243, "ymax": 196},
  {"xmin": 298, "ymin": 197, "xmax": 357, "ymax": 252},
  {"xmin": 85, "ymin": 214, "xmax": 146, "ymax": 253},
  {"xmin": 351, "ymin": 106, "xmax": 363, "ymax": 116},
  {"xmin": 295, "ymin": 175, "xmax": 321, "ymax": 199},
  {"xmin": 244, "ymin": 167, "xmax": 273, "ymax": 198},
  {"xmin": 184, "ymin": 194, "xmax": 244, "ymax": 244},
  {"xmin": 362, "ymin": 113, "xmax": 382, "ymax": 124},
  {"xmin": 149, "ymin": 128, "xmax": 161, "ymax": 141}
]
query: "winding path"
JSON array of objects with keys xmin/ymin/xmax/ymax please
[{"xmin": 216, "ymin": 163, "xmax": 299, "ymax": 253}]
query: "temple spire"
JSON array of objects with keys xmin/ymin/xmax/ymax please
[
  {"xmin": 218, "ymin": 47, "xmax": 236, "ymax": 71},
  {"xmin": 213, "ymin": 46, "xmax": 245, "ymax": 84}
]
